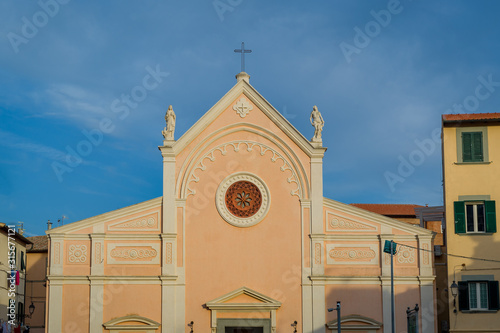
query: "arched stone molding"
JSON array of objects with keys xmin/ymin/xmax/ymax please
[
  {"xmin": 176, "ymin": 125, "xmax": 310, "ymax": 200},
  {"xmin": 186, "ymin": 140, "xmax": 302, "ymax": 199},
  {"xmin": 326, "ymin": 315, "xmax": 382, "ymax": 332},
  {"xmin": 103, "ymin": 315, "xmax": 160, "ymax": 331}
]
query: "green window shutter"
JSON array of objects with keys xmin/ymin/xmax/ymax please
[
  {"xmin": 462, "ymin": 132, "xmax": 472, "ymax": 162},
  {"xmin": 488, "ymin": 281, "xmax": 499, "ymax": 310},
  {"xmin": 472, "ymin": 132, "xmax": 483, "ymax": 162},
  {"xmin": 454, "ymin": 201, "xmax": 466, "ymax": 234},
  {"xmin": 21, "ymin": 251, "xmax": 25, "ymax": 271},
  {"xmin": 458, "ymin": 281, "xmax": 470, "ymax": 311},
  {"xmin": 485, "ymin": 200, "xmax": 497, "ymax": 233}
]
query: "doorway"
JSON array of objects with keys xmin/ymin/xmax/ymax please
[
  {"xmin": 217, "ymin": 319, "xmax": 270, "ymax": 333},
  {"xmin": 225, "ymin": 327, "xmax": 264, "ymax": 333}
]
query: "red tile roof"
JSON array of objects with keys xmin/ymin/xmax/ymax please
[
  {"xmin": 442, "ymin": 113, "xmax": 500, "ymax": 122},
  {"xmin": 27, "ymin": 235, "xmax": 48, "ymax": 252},
  {"xmin": 350, "ymin": 204, "xmax": 423, "ymax": 217}
]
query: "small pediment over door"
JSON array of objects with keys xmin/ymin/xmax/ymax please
[
  {"xmin": 103, "ymin": 315, "xmax": 160, "ymax": 331},
  {"xmin": 206, "ymin": 287, "xmax": 281, "ymax": 333},
  {"xmin": 205, "ymin": 286, "xmax": 282, "ymax": 311}
]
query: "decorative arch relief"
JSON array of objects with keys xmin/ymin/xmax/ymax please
[
  {"xmin": 326, "ymin": 243, "xmax": 379, "ymax": 265},
  {"xmin": 185, "ymin": 141, "xmax": 302, "ymax": 198},
  {"xmin": 107, "ymin": 243, "xmax": 160, "ymax": 265},
  {"xmin": 396, "ymin": 244, "xmax": 416, "ymax": 265},
  {"xmin": 107, "ymin": 212, "xmax": 160, "ymax": 232},
  {"xmin": 325, "ymin": 211, "xmax": 378, "ymax": 233},
  {"xmin": 103, "ymin": 315, "xmax": 160, "ymax": 331},
  {"xmin": 67, "ymin": 244, "xmax": 88, "ymax": 264}
]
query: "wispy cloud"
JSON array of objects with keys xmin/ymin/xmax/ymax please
[{"xmin": 0, "ymin": 130, "xmax": 67, "ymax": 162}]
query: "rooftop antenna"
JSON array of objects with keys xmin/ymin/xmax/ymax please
[
  {"xmin": 17, "ymin": 221, "xmax": 24, "ymax": 235},
  {"xmin": 57, "ymin": 215, "xmax": 68, "ymax": 227}
]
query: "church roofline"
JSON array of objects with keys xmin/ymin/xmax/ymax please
[
  {"xmin": 46, "ymin": 197, "xmax": 162, "ymax": 235},
  {"xmin": 170, "ymin": 75, "xmax": 326, "ymax": 158},
  {"xmin": 323, "ymin": 197, "xmax": 434, "ymax": 237}
]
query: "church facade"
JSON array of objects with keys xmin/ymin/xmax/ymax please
[{"xmin": 46, "ymin": 72, "xmax": 437, "ymax": 333}]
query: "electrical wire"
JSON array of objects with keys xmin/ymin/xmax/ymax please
[{"xmin": 394, "ymin": 242, "xmax": 500, "ymax": 264}]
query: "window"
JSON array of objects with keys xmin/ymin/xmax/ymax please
[
  {"xmin": 458, "ymin": 281, "xmax": 499, "ymax": 312},
  {"xmin": 21, "ymin": 251, "xmax": 25, "ymax": 271},
  {"xmin": 466, "ymin": 202, "xmax": 485, "ymax": 232},
  {"xmin": 456, "ymin": 127, "xmax": 489, "ymax": 163},
  {"xmin": 469, "ymin": 282, "xmax": 488, "ymax": 310},
  {"xmin": 462, "ymin": 132, "xmax": 483, "ymax": 162},
  {"xmin": 454, "ymin": 200, "xmax": 496, "ymax": 234}
]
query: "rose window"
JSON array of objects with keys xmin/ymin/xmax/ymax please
[{"xmin": 216, "ymin": 173, "xmax": 270, "ymax": 227}]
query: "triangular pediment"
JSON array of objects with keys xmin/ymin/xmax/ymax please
[
  {"xmin": 206, "ymin": 286, "xmax": 281, "ymax": 311},
  {"xmin": 171, "ymin": 74, "xmax": 325, "ymax": 158},
  {"xmin": 324, "ymin": 198, "xmax": 434, "ymax": 236},
  {"xmin": 46, "ymin": 197, "xmax": 162, "ymax": 235}
]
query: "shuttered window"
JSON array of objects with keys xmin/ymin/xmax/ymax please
[
  {"xmin": 458, "ymin": 281, "xmax": 500, "ymax": 311},
  {"xmin": 454, "ymin": 200, "xmax": 496, "ymax": 234},
  {"xmin": 462, "ymin": 132, "xmax": 483, "ymax": 162}
]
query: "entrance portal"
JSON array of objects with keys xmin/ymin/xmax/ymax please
[
  {"xmin": 225, "ymin": 327, "xmax": 264, "ymax": 333},
  {"xmin": 217, "ymin": 319, "xmax": 270, "ymax": 333}
]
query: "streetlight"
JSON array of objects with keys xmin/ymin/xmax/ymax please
[
  {"xmin": 328, "ymin": 301, "xmax": 341, "ymax": 333},
  {"xmin": 450, "ymin": 281, "xmax": 459, "ymax": 313},
  {"xmin": 28, "ymin": 302, "xmax": 35, "ymax": 317}
]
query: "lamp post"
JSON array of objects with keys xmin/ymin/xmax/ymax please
[
  {"xmin": 327, "ymin": 301, "xmax": 341, "ymax": 333},
  {"xmin": 450, "ymin": 281, "xmax": 459, "ymax": 313}
]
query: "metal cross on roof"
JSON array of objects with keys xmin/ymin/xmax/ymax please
[{"xmin": 234, "ymin": 42, "xmax": 252, "ymax": 73}]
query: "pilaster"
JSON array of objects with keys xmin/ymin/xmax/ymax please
[
  {"xmin": 418, "ymin": 234, "xmax": 434, "ymax": 277},
  {"xmin": 312, "ymin": 281, "xmax": 326, "ymax": 333},
  {"xmin": 419, "ymin": 276, "xmax": 436, "ymax": 333},
  {"xmin": 48, "ymin": 233, "xmax": 64, "ymax": 276},
  {"xmin": 159, "ymin": 144, "xmax": 177, "ymax": 234},
  {"xmin": 91, "ymin": 233, "xmax": 105, "ymax": 276},
  {"xmin": 47, "ymin": 279, "xmax": 63, "ymax": 333},
  {"xmin": 89, "ymin": 278, "xmax": 104, "ymax": 333}
]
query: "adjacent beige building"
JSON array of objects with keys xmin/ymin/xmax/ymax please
[
  {"xmin": 26, "ymin": 235, "xmax": 48, "ymax": 333},
  {"xmin": 442, "ymin": 113, "xmax": 500, "ymax": 332}
]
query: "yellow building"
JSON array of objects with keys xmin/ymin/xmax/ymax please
[
  {"xmin": 442, "ymin": 113, "xmax": 500, "ymax": 332},
  {"xmin": 0, "ymin": 223, "xmax": 32, "ymax": 328}
]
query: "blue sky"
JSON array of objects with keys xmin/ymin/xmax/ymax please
[{"xmin": 1, "ymin": 0, "xmax": 500, "ymax": 236}]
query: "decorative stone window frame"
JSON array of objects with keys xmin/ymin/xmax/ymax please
[
  {"xmin": 206, "ymin": 287, "xmax": 282, "ymax": 333},
  {"xmin": 215, "ymin": 172, "xmax": 271, "ymax": 228},
  {"xmin": 103, "ymin": 315, "xmax": 160, "ymax": 331},
  {"xmin": 326, "ymin": 315, "xmax": 382, "ymax": 332}
]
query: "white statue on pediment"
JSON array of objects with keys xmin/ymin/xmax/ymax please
[
  {"xmin": 162, "ymin": 105, "xmax": 176, "ymax": 140},
  {"xmin": 310, "ymin": 105, "xmax": 324, "ymax": 143}
]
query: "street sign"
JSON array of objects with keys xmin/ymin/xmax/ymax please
[{"xmin": 383, "ymin": 240, "xmax": 397, "ymax": 254}]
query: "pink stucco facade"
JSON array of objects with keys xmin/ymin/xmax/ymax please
[{"xmin": 45, "ymin": 73, "xmax": 436, "ymax": 333}]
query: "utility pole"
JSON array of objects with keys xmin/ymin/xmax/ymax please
[{"xmin": 383, "ymin": 240, "xmax": 397, "ymax": 333}]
